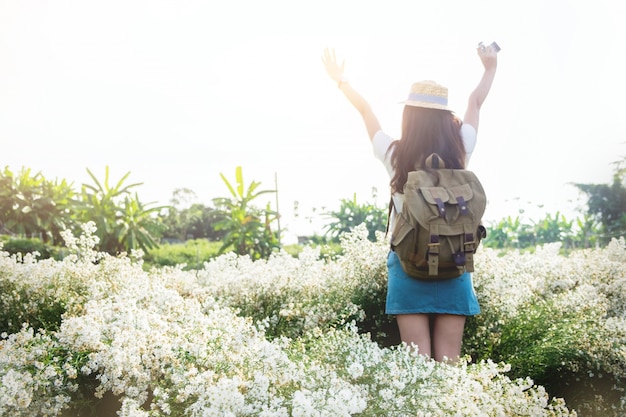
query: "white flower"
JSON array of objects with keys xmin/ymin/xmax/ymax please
[{"xmin": 347, "ymin": 361, "xmax": 364, "ymax": 379}]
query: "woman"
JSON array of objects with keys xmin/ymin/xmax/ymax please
[{"xmin": 322, "ymin": 44, "xmax": 498, "ymax": 362}]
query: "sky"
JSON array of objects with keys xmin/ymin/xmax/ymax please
[{"xmin": 1, "ymin": 0, "xmax": 625, "ymax": 243}]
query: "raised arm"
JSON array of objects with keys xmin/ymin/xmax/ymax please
[
  {"xmin": 322, "ymin": 48, "xmax": 381, "ymax": 141},
  {"xmin": 463, "ymin": 43, "xmax": 498, "ymax": 132}
]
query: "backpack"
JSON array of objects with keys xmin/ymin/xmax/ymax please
[{"xmin": 387, "ymin": 153, "xmax": 487, "ymax": 280}]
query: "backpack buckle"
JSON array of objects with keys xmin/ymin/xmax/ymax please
[
  {"xmin": 456, "ymin": 196, "xmax": 469, "ymax": 215},
  {"xmin": 428, "ymin": 234, "xmax": 440, "ymax": 275},
  {"xmin": 434, "ymin": 197, "xmax": 446, "ymax": 217},
  {"xmin": 453, "ymin": 251, "xmax": 466, "ymax": 266}
]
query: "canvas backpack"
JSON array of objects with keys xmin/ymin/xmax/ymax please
[{"xmin": 388, "ymin": 153, "xmax": 487, "ymax": 280}]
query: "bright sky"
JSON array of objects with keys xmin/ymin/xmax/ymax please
[{"xmin": 1, "ymin": 0, "xmax": 625, "ymax": 243}]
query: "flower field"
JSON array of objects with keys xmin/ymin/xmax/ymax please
[{"xmin": 1, "ymin": 222, "xmax": 625, "ymax": 416}]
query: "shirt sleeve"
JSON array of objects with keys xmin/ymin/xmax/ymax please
[
  {"xmin": 461, "ymin": 123, "xmax": 477, "ymax": 166},
  {"xmin": 372, "ymin": 130, "xmax": 404, "ymax": 214},
  {"xmin": 372, "ymin": 130, "xmax": 395, "ymax": 177}
]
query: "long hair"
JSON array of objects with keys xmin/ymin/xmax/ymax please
[{"xmin": 387, "ymin": 106, "xmax": 466, "ymax": 194}]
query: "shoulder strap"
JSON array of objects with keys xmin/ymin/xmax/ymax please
[
  {"xmin": 385, "ymin": 197, "xmax": 393, "ymax": 238},
  {"xmin": 425, "ymin": 153, "xmax": 446, "ymax": 169}
]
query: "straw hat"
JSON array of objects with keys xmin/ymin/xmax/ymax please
[{"xmin": 400, "ymin": 80, "xmax": 450, "ymax": 111}]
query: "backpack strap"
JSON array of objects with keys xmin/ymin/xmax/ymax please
[
  {"xmin": 427, "ymin": 224, "xmax": 440, "ymax": 276},
  {"xmin": 463, "ymin": 223, "xmax": 476, "ymax": 272},
  {"xmin": 385, "ymin": 197, "xmax": 393, "ymax": 239}
]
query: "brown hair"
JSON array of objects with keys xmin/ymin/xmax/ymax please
[{"xmin": 387, "ymin": 106, "xmax": 466, "ymax": 194}]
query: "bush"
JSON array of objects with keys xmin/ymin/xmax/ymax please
[
  {"xmin": 3, "ymin": 224, "xmax": 626, "ymax": 416},
  {"xmin": 145, "ymin": 240, "xmax": 343, "ymax": 272},
  {"xmin": 282, "ymin": 241, "xmax": 343, "ymax": 259},
  {"xmin": 143, "ymin": 239, "xmax": 224, "ymax": 270},
  {"xmin": 0, "ymin": 235, "xmax": 60, "ymax": 260},
  {"xmin": 464, "ymin": 240, "xmax": 626, "ymax": 416},
  {"xmin": 490, "ymin": 294, "xmax": 625, "ymax": 416},
  {"xmin": 0, "ymin": 226, "xmax": 578, "ymax": 416}
]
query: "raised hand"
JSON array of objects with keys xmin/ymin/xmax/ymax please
[
  {"xmin": 322, "ymin": 48, "xmax": 346, "ymax": 85},
  {"xmin": 476, "ymin": 42, "xmax": 498, "ymax": 71}
]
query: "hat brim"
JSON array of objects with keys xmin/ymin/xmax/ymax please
[{"xmin": 399, "ymin": 100, "xmax": 451, "ymax": 111}]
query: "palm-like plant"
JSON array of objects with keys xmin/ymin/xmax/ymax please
[
  {"xmin": 212, "ymin": 166, "xmax": 280, "ymax": 260},
  {"xmin": 79, "ymin": 166, "xmax": 165, "ymax": 254},
  {"xmin": 323, "ymin": 193, "xmax": 387, "ymax": 242},
  {"xmin": 117, "ymin": 193, "xmax": 166, "ymax": 253},
  {"xmin": 0, "ymin": 167, "xmax": 75, "ymax": 244}
]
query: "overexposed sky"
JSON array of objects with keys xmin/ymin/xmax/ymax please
[{"xmin": 1, "ymin": 0, "xmax": 625, "ymax": 242}]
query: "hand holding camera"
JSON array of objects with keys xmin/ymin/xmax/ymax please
[{"xmin": 478, "ymin": 41, "xmax": 501, "ymax": 53}]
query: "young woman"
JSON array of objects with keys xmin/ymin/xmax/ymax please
[{"xmin": 322, "ymin": 44, "xmax": 498, "ymax": 362}]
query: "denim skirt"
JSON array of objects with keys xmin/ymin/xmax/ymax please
[{"xmin": 385, "ymin": 251, "xmax": 481, "ymax": 316}]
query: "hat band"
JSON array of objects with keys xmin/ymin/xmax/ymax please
[{"xmin": 406, "ymin": 93, "xmax": 448, "ymax": 106}]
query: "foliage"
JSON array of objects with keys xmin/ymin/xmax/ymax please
[
  {"xmin": 483, "ymin": 211, "xmax": 601, "ymax": 252},
  {"xmin": 78, "ymin": 167, "xmax": 166, "ymax": 254},
  {"xmin": 158, "ymin": 188, "xmax": 227, "ymax": 242},
  {"xmin": 574, "ymin": 157, "xmax": 626, "ymax": 243},
  {"xmin": 282, "ymin": 241, "xmax": 343, "ymax": 259},
  {"xmin": 163, "ymin": 202, "xmax": 227, "ymax": 241},
  {"xmin": 196, "ymin": 225, "xmax": 389, "ymax": 342},
  {"xmin": 0, "ymin": 165, "xmax": 167, "ymax": 256},
  {"xmin": 488, "ymin": 294, "xmax": 624, "ymax": 414},
  {"xmin": 0, "ymin": 166, "xmax": 76, "ymax": 245},
  {"xmin": 463, "ymin": 240, "xmax": 626, "ymax": 416},
  {"xmin": 323, "ymin": 191, "xmax": 387, "ymax": 243},
  {"xmin": 142, "ymin": 239, "xmax": 224, "ymax": 270},
  {"xmin": 212, "ymin": 166, "xmax": 280, "ymax": 260},
  {"xmin": 0, "ymin": 236, "xmax": 60, "ymax": 260}
]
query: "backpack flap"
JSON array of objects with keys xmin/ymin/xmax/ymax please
[
  {"xmin": 447, "ymin": 184, "xmax": 474, "ymax": 216},
  {"xmin": 419, "ymin": 184, "xmax": 476, "ymax": 219},
  {"xmin": 419, "ymin": 187, "xmax": 450, "ymax": 217}
]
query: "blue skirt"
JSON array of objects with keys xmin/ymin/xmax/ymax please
[{"xmin": 385, "ymin": 251, "xmax": 481, "ymax": 316}]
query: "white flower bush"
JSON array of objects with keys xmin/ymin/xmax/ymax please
[
  {"xmin": 1, "ymin": 223, "xmax": 624, "ymax": 416},
  {"xmin": 0, "ymin": 326, "xmax": 77, "ymax": 416},
  {"xmin": 186, "ymin": 226, "xmax": 389, "ymax": 341},
  {"xmin": 467, "ymin": 238, "xmax": 626, "ymax": 416}
]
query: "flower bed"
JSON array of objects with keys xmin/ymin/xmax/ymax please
[{"xmin": 1, "ymin": 222, "xmax": 624, "ymax": 416}]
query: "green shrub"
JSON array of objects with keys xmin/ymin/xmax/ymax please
[
  {"xmin": 491, "ymin": 294, "xmax": 625, "ymax": 416},
  {"xmin": 145, "ymin": 240, "xmax": 343, "ymax": 271},
  {"xmin": 282, "ymin": 241, "xmax": 343, "ymax": 259},
  {"xmin": 0, "ymin": 279, "xmax": 66, "ymax": 334},
  {"xmin": 464, "ymin": 240, "xmax": 626, "ymax": 416},
  {"xmin": 0, "ymin": 236, "xmax": 59, "ymax": 260},
  {"xmin": 143, "ymin": 239, "xmax": 224, "ymax": 270}
]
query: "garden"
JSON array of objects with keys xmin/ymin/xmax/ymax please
[
  {"xmin": 1, "ymin": 163, "xmax": 626, "ymax": 416},
  {"xmin": 1, "ymin": 221, "xmax": 625, "ymax": 416}
]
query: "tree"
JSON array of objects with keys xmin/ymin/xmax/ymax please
[
  {"xmin": 159, "ymin": 188, "xmax": 199, "ymax": 241},
  {"xmin": 0, "ymin": 166, "xmax": 75, "ymax": 245},
  {"xmin": 573, "ymin": 156, "xmax": 626, "ymax": 243},
  {"xmin": 184, "ymin": 203, "xmax": 228, "ymax": 241},
  {"xmin": 159, "ymin": 188, "xmax": 227, "ymax": 241},
  {"xmin": 212, "ymin": 166, "xmax": 280, "ymax": 260}
]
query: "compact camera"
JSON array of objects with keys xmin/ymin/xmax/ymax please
[{"xmin": 478, "ymin": 41, "xmax": 501, "ymax": 52}]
